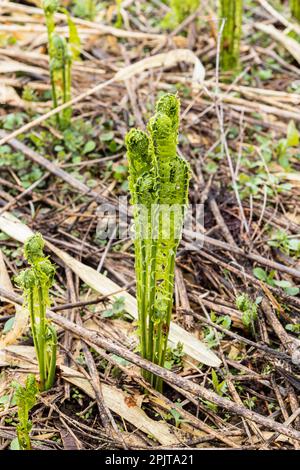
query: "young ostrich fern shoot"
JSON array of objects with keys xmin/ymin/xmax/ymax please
[
  {"xmin": 290, "ymin": 0, "xmax": 300, "ymax": 21},
  {"xmin": 126, "ymin": 94, "xmax": 190, "ymax": 391},
  {"xmin": 42, "ymin": 0, "xmax": 80, "ymax": 129},
  {"xmin": 219, "ymin": 0, "xmax": 243, "ymax": 72},
  {"xmin": 15, "ymin": 234, "xmax": 57, "ymax": 392},
  {"xmin": 12, "ymin": 375, "xmax": 38, "ymax": 450}
]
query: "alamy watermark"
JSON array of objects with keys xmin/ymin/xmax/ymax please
[{"xmin": 95, "ymin": 196, "xmax": 204, "ymax": 249}]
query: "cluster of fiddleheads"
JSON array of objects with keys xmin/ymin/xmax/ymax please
[{"xmin": 125, "ymin": 94, "xmax": 190, "ymax": 391}]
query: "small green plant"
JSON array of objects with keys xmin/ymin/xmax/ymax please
[
  {"xmin": 125, "ymin": 94, "xmax": 190, "ymax": 391},
  {"xmin": 275, "ymin": 120, "xmax": 299, "ymax": 169},
  {"xmin": 166, "ymin": 404, "xmax": 186, "ymax": 427},
  {"xmin": 115, "ymin": 0, "xmax": 123, "ymax": 28},
  {"xmin": 290, "ymin": 0, "xmax": 300, "ymax": 21},
  {"xmin": 244, "ymin": 396, "xmax": 257, "ymax": 410},
  {"xmin": 211, "ymin": 369, "xmax": 227, "ymax": 396},
  {"xmin": 219, "ymin": 0, "xmax": 243, "ymax": 71},
  {"xmin": 12, "ymin": 374, "xmax": 38, "ymax": 450},
  {"xmin": 286, "ymin": 323, "xmax": 300, "ymax": 335},
  {"xmin": 236, "ymin": 293, "xmax": 258, "ymax": 333},
  {"xmin": 162, "ymin": 0, "xmax": 199, "ymax": 29},
  {"xmin": 164, "ymin": 342, "xmax": 184, "ymax": 370},
  {"xmin": 72, "ymin": 0, "xmax": 96, "ymax": 20},
  {"xmin": 101, "ymin": 297, "xmax": 132, "ymax": 320},
  {"xmin": 268, "ymin": 230, "xmax": 300, "ymax": 258},
  {"xmin": 43, "ymin": 0, "xmax": 80, "ymax": 129},
  {"xmin": 253, "ymin": 267, "xmax": 299, "ymax": 296},
  {"xmin": 203, "ymin": 313, "xmax": 231, "ymax": 349},
  {"xmin": 15, "ymin": 234, "xmax": 57, "ymax": 391}
]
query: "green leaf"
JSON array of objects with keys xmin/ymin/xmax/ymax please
[
  {"xmin": 253, "ymin": 267, "xmax": 267, "ymax": 281},
  {"xmin": 285, "ymin": 287, "xmax": 300, "ymax": 296},
  {"xmin": 100, "ymin": 131, "xmax": 114, "ymax": 142},
  {"xmin": 61, "ymin": 8, "xmax": 81, "ymax": 60},
  {"xmin": 169, "ymin": 408, "xmax": 184, "ymax": 427},
  {"xmin": 287, "ymin": 120, "xmax": 299, "ymax": 147},
  {"xmin": 102, "ymin": 297, "xmax": 126, "ymax": 319},
  {"xmin": 273, "ymin": 280, "xmax": 292, "ymax": 288},
  {"xmin": 0, "ymin": 395, "xmax": 10, "ymax": 405},
  {"xmin": 204, "ymin": 161, "xmax": 217, "ymax": 174},
  {"xmin": 83, "ymin": 140, "xmax": 96, "ymax": 154},
  {"xmin": 10, "ymin": 437, "xmax": 21, "ymax": 451},
  {"xmin": 288, "ymin": 238, "xmax": 300, "ymax": 252},
  {"xmin": 110, "ymin": 354, "xmax": 130, "ymax": 366},
  {"xmin": 3, "ymin": 316, "xmax": 15, "ymax": 334},
  {"xmin": 257, "ymin": 69, "xmax": 273, "ymax": 81},
  {"xmin": 164, "ymin": 360, "xmax": 173, "ymax": 370},
  {"xmin": 211, "ymin": 369, "xmax": 219, "ymax": 392},
  {"xmin": 101, "ymin": 309, "xmax": 114, "ymax": 318},
  {"xmin": 278, "ymin": 152, "xmax": 290, "ymax": 170},
  {"xmin": 286, "ymin": 323, "xmax": 300, "ymax": 334}
]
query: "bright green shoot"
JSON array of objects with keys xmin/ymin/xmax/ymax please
[
  {"xmin": 12, "ymin": 374, "xmax": 38, "ymax": 451},
  {"xmin": 290, "ymin": 0, "xmax": 300, "ymax": 21},
  {"xmin": 72, "ymin": 0, "xmax": 96, "ymax": 20},
  {"xmin": 15, "ymin": 234, "xmax": 57, "ymax": 392},
  {"xmin": 115, "ymin": 0, "xmax": 123, "ymax": 28},
  {"xmin": 236, "ymin": 293, "xmax": 258, "ymax": 335},
  {"xmin": 43, "ymin": 0, "xmax": 80, "ymax": 129},
  {"xmin": 125, "ymin": 94, "xmax": 190, "ymax": 391},
  {"xmin": 162, "ymin": 0, "xmax": 199, "ymax": 29},
  {"xmin": 219, "ymin": 0, "xmax": 243, "ymax": 72}
]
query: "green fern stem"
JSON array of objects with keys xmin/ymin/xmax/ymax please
[
  {"xmin": 219, "ymin": 0, "xmax": 243, "ymax": 72},
  {"xmin": 37, "ymin": 285, "xmax": 46, "ymax": 392},
  {"xmin": 43, "ymin": 1, "xmax": 60, "ymax": 125},
  {"xmin": 290, "ymin": 0, "xmax": 300, "ymax": 21},
  {"xmin": 126, "ymin": 130, "xmax": 155, "ymax": 380},
  {"xmin": 43, "ymin": 1, "xmax": 79, "ymax": 129}
]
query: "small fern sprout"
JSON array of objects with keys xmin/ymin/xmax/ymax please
[
  {"xmin": 162, "ymin": 0, "xmax": 199, "ymax": 29},
  {"xmin": 42, "ymin": 0, "xmax": 80, "ymax": 129},
  {"xmin": 24, "ymin": 232, "xmax": 45, "ymax": 265},
  {"xmin": 51, "ymin": 34, "xmax": 73, "ymax": 128},
  {"xmin": 15, "ymin": 234, "xmax": 57, "ymax": 392},
  {"xmin": 43, "ymin": 0, "xmax": 59, "ymax": 44},
  {"xmin": 12, "ymin": 374, "xmax": 38, "ymax": 451}
]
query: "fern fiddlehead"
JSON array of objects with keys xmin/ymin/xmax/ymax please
[
  {"xmin": 12, "ymin": 374, "xmax": 38, "ymax": 450},
  {"xmin": 42, "ymin": 0, "xmax": 80, "ymax": 129},
  {"xmin": 15, "ymin": 234, "xmax": 57, "ymax": 391}
]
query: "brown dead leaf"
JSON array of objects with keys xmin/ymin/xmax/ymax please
[
  {"xmin": 173, "ymin": 36, "xmax": 188, "ymax": 48},
  {"xmin": 286, "ymin": 212, "xmax": 300, "ymax": 225},
  {"xmin": 106, "ymin": 5, "xmax": 117, "ymax": 23},
  {"xmin": 124, "ymin": 395, "xmax": 137, "ymax": 408},
  {"xmin": 0, "ymin": 85, "xmax": 23, "ymax": 107},
  {"xmin": 105, "ymin": 35, "xmax": 120, "ymax": 55}
]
